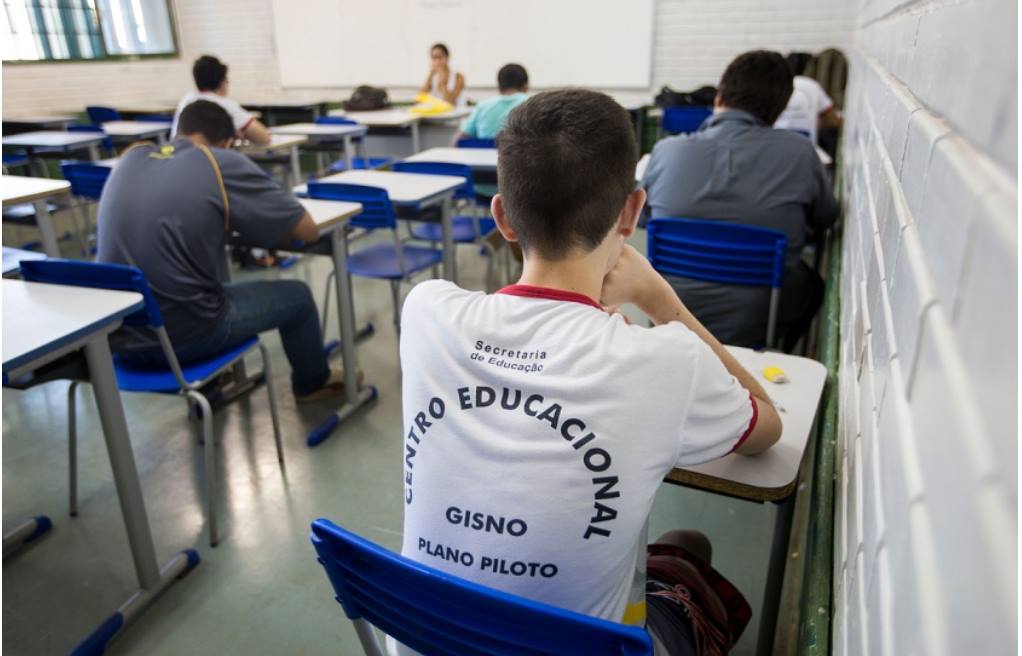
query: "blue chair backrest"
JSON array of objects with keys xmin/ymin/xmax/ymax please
[
  {"xmin": 19, "ymin": 259, "xmax": 165, "ymax": 328},
  {"xmin": 456, "ymin": 137, "xmax": 496, "ymax": 149},
  {"xmin": 306, "ymin": 182, "xmax": 396, "ymax": 231},
  {"xmin": 135, "ymin": 114, "xmax": 172, "ymax": 123},
  {"xmin": 60, "ymin": 162, "xmax": 111, "ymax": 200},
  {"xmin": 647, "ymin": 218, "xmax": 787, "ymax": 288},
  {"xmin": 310, "ymin": 519, "xmax": 653, "ymax": 656},
  {"xmin": 86, "ymin": 106, "xmax": 121, "ymax": 124},
  {"xmin": 661, "ymin": 106, "xmax": 712, "ymax": 135},
  {"xmin": 392, "ymin": 161, "xmax": 473, "ymax": 200},
  {"xmin": 315, "ymin": 116, "xmax": 358, "ymax": 126}
]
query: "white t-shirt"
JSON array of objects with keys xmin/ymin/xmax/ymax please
[
  {"xmin": 428, "ymin": 69, "xmax": 467, "ymax": 107},
  {"xmin": 171, "ymin": 90, "xmax": 256, "ymax": 138},
  {"xmin": 396, "ymin": 281, "xmax": 756, "ymax": 646},
  {"xmin": 774, "ymin": 76, "xmax": 833, "ymax": 144}
]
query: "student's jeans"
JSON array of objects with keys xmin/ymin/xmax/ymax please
[{"xmin": 120, "ymin": 280, "xmax": 331, "ymax": 396}]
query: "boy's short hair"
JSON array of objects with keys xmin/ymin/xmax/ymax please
[
  {"xmin": 177, "ymin": 100, "xmax": 235, "ymax": 143},
  {"xmin": 193, "ymin": 55, "xmax": 228, "ymax": 92},
  {"xmin": 497, "ymin": 89, "xmax": 636, "ymax": 260},
  {"xmin": 431, "ymin": 43, "xmax": 449, "ymax": 57},
  {"xmin": 718, "ymin": 50, "xmax": 793, "ymax": 125},
  {"xmin": 497, "ymin": 64, "xmax": 528, "ymax": 92}
]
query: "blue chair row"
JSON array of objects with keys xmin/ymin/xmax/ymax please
[
  {"xmin": 60, "ymin": 162, "xmax": 112, "ymax": 255},
  {"xmin": 19, "ymin": 259, "xmax": 284, "ymax": 547},
  {"xmin": 314, "ymin": 116, "xmax": 392, "ymax": 173},
  {"xmin": 661, "ymin": 106, "xmax": 712, "ymax": 136}
]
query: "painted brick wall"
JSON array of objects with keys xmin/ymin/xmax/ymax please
[
  {"xmin": 3, "ymin": 0, "xmax": 857, "ymax": 115},
  {"xmin": 835, "ymin": 1, "xmax": 1017, "ymax": 654}
]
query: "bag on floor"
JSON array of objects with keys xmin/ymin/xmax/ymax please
[{"xmin": 343, "ymin": 86, "xmax": 391, "ymax": 111}]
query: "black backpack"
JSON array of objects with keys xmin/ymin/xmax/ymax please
[
  {"xmin": 342, "ymin": 86, "xmax": 391, "ymax": 111},
  {"xmin": 654, "ymin": 85, "xmax": 717, "ymax": 108}
]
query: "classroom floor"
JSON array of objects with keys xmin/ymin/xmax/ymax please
[{"xmin": 2, "ymin": 223, "xmax": 776, "ymax": 655}]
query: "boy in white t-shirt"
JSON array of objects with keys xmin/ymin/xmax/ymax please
[
  {"xmin": 171, "ymin": 55, "xmax": 271, "ymax": 145},
  {"xmin": 398, "ymin": 89, "xmax": 782, "ymax": 653}
]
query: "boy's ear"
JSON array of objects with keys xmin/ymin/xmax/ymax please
[
  {"xmin": 491, "ymin": 194, "xmax": 519, "ymax": 242},
  {"xmin": 617, "ymin": 188, "xmax": 646, "ymax": 239}
]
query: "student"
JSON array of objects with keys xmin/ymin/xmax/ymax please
[
  {"xmin": 774, "ymin": 53, "xmax": 842, "ymax": 144},
  {"xmin": 642, "ymin": 50, "xmax": 839, "ymax": 351},
  {"xmin": 171, "ymin": 54, "xmax": 271, "ymax": 145},
  {"xmin": 451, "ymin": 63, "xmax": 529, "ymax": 143},
  {"xmin": 397, "ymin": 90, "xmax": 781, "ymax": 654},
  {"xmin": 420, "ymin": 43, "xmax": 465, "ymax": 106},
  {"xmin": 97, "ymin": 100, "xmax": 353, "ymax": 403}
]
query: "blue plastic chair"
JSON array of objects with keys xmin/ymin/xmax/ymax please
[
  {"xmin": 19, "ymin": 259, "xmax": 284, "ymax": 547},
  {"xmin": 85, "ymin": 105, "xmax": 121, "ymax": 124},
  {"xmin": 306, "ymin": 182, "xmax": 443, "ymax": 334},
  {"xmin": 2, "ymin": 152, "xmax": 30, "ymax": 171},
  {"xmin": 60, "ymin": 162, "xmax": 112, "ymax": 255},
  {"xmin": 456, "ymin": 137, "xmax": 496, "ymax": 149},
  {"xmin": 313, "ymin": 117, "xmax": 392, "ymax": 173},
  {"xmin": 647, "ymin": 218, "xmax": 788, "ymax": 347},
  {"xmin": 661, "ymin": 106, "xmax": 712, "ymax": 135},
  {"xmin": 310, "ymin": 519, "xmax": 654, "ymax": 656}
]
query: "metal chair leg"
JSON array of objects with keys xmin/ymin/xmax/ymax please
[
  {"xmin": 389, "ymin": 281, "xmax": 402, "ymax": 335},
  {"xmin": 258, "ymin": 343, "xmax": 285, "ymax": 466},
  {"xmin": 67, "ymin": 381, "xmax": 79, "ymax": 517},
  {"xmin": 188, "ymin": 390, "xmax": 218, "ymax": 547},
  {"xmin": 321, "ymin": 270, "xmax": 336, "ymax": 339}
]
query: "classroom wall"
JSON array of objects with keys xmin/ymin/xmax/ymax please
[
  {"xmin": 835, "ymin": 0, "xmax": 1017, "ymax": 654},
  {"xmin": 2, "ymin": 0, "xmax": 857, "ymax": 115}
]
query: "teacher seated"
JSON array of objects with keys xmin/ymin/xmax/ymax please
[{"xmin": 421, "ymin": 42, "xmax": 465, "ymax": 106}]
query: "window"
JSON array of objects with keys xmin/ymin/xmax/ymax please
[{"xmin": 1, "ymin": 0, "xmax": 177, "ymax": 62}]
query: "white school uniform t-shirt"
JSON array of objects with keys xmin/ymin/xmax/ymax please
[
  {"xmin": 774, "ymin": 76, "xmax": 833, "ymax": 143},
  {"xmin": 171, "ymin": 91, "xmax": 256, "ymax": 138},
  {"xmin": 397, "ymin": 281, "xmax": 756, "ymax": 637}
]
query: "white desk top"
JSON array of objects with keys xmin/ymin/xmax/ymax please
[
  {"xmin": 1, "ymin": 175, "xmax": 71, "ymax": 206},
  {"xmin": 635, "ymin": 153, "xmax": 650, "ymax": 181},
  {"xmin": 404, "ymin": 147, "xmax": 497, "ymax": 170},
  {"xmin": 2, "ymin": 130, "xmax": 106, "ymax": 148},
  {"xmin": 4, "ymin": 114, "xmax": 78, "ymax": 126},
  {"xmin": 417, "ymin": 107, "xmax": 472, "ymax": 122},
  {"xmin": 240, "ymin": 134, "xmax": 308, "ymax": 153},
  {"xmin": 101, "ymin": 120, "xmax": 172, "ymax": 137},
  {"xmin": 298, "ymin": 198, "xmax": 363, "ymax": 233},
  {"xmin": 666, "ymin": 346, "xmax": 827, "ymax": 499},
  {"xmin": 2, "ymin": 247, "xmax": 46, "ymax": 275},
  {"xmin": 271, "ymin": 123, "xmax": 368, "ymax": 138},
  {"xmin": 328, "ymin": 108, "xmax": 421, "ymax": 127},
  {"xmin": 295, "ymin": 170, "xmax": 463, "ymax": 205},
  {"xmin": 2, "ymin": 280, "xmax": 143, "ymax": 374}
]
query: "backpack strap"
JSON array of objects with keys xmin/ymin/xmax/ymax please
[{"xmin": 194, "ymin": 143, "xmax": 230, "ymax": 231}]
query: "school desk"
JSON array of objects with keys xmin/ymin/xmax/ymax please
[
  {"xmin": 100, "ymin": 120, "xmax": 172, "ymax": 144},
  {"xmin": 2, "ymin": 130, "xmax": 106, "ymax": 172},
  {"xmin": 1, "ymin": 175, "xmax": 72, "ymax": 256},
  {"xmin": 403, "ymin": 146, "xmax": 497, "ymax": 172},
  {"xmin": 2, "ymin": 280, "xmax": 199, "ymax": 653},
  {"xmin": 328, "ymin": 108, "xmax": 422, "ymax": 153},
  {"xmin": 2, "ymin": 114, "xmax": 78, "ymax": 129},
  {"xmin": 664, "ymin": 346, "xmax": 827, "ymax": 656},
  {"xmin": 1, "ymin": 246, "xmax": 46, "ymax": 277},
  {"xmin": 270, "ymin": 122, "xmax": 369, "ymax": 172},
  {"xmin": 240, "ymin": 134, "xmax": 308, "ymax": 186}
]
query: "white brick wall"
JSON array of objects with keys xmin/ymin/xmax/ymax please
[
  {"xmin": 836, "ymin": 1, "xmax": 1017, "ymax": 654},
  {"xmin": 2, "ymin": 0, "xmax": 858, "ymax": 115}
]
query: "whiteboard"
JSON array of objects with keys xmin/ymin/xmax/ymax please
[{"xmin": 270, "ymin": 0, "xmax": 654, "ymax": 89}]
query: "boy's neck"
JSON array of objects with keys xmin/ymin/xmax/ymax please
[{"xmin": 515, "ymin": 253, "xmax": 606, "ymax": 304}]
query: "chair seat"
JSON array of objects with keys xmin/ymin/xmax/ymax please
[
  {"xmin": 3, "ymin": 154, "xmax": 30, "ymax": 168},
  {"xmin": 3, "ymin": 202, "xmax": 60, "ymax": 224},
  {"xmin": 113, "ymin": 336, "xmax": 259, "ymax": 393},
  {"xmin": 410, "ymin": 216, "xmax": 496, "ymax": 243},
  {"xmin": 327, "ymin": 157, "xmax": 393, "ymax": 172},
  {"xmin": 348, "ymin": 242, "xmax": 443, "ymax": 280}
]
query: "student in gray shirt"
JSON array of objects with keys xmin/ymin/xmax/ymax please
[
  {"xmin": 97, "ymin": 100, "xmax": 352, "ymax": 403},
  {"xmin": 642, "ymin": 50, "xmax": 838, "ymax": 351}
]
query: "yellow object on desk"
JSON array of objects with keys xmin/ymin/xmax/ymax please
[{"xmin": 763, "ymin": 365, "xmax": 788, "ymax": 383}]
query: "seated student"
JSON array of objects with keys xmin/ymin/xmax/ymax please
[
  {"xmin": 97, "ymin": 100, "xmax": 352, "ymax": 403},
  {"xmin": 397, "ymin": 90, "xmax": 782, "ymax": 654},
  {"xmin": 774, "ymin": 52, "xmax": 842, "ymax": 144},
  {"xmin": 451, "ymin": 63, "xmax": 529, "ymax": 143},
  {"xmin": 420, "ymin": 43, "xmax": 466, "ymax": 106},
  {"xmin": 172, "ymin": 54, "xmax": 271, "ymax": 145},
  {"xmin": 641, "ymin": 50, "xmax": 839, "ymax": 351}
]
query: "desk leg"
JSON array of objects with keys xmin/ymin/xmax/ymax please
[
  {"xmin": 73, "ymin": 335, "xmax": 199, "ymax": 653},
  {"xmin": 2, "ymin": 515, "xmax": 53, "ymax": 558},
  {"xmin": 411, "ymin": 122, "xmax": 421, "ymax": 153},
  {"xmin": 33, "ymin": 198, "xmax": 61, "ymax": 257},
  {"xmin": 306, "ymin": 227, "xmax": 377, "ymax": 447},
  {"xmin": 343, "ymin": 136, "xmax": 354, "ymax": 171},
  {"xmin": 755, "ymin": 493, "xmax": 796, "ymax": 656},
  {"xmin": 290, "ymin": 144, "xmax": 302, "ymax": 184},
  {"xmin": 441, "ymin": 196, "xmax": 456, "ymax": 282},
  {"xmin": 89, "ymin": 144, "xmax": 101, "ymax": 161}
]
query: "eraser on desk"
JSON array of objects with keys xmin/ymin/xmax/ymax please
[{"xmin": 763, "ymin": 366, "xmax": 788, "ymax": 383}]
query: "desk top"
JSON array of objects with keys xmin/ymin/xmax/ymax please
[
  {"xmin": 101, "ymin": 120, "xmax": 172, "ymax": 137},
  {"xmin": 664, "ymin": 346, "xmax": 827, "ymax": 500},
  {"xmin": 404, "ymin": 147, "xmax": 497, "ymax": 170},
  {"xmin": 3, "ymin": 114, "xmax": 78, "ymax": 127},
  {"xmin": 2, "ymin": 130, "xmax": 106, "ymax": 148},
  {"xmin": 295, "ymin": 169, "xmax": 463, "ymax": 205},
  {"xmin": 1, "ymin": 175, "xmax": 71, "ymax": 206},
  {"xmin": 240, "ymin": 134, "xmax": 308, "ymax": 153},
  {"xmin": 298, "ymin": 198, "xmax": 363, "ymax": 234},
  {"xmin": 328, "ymin": 108, "xmax": 421, "ymax": 127},
  {"xmin": 2, "ymin": 280, "xmax": 143, "ymax": 374},
  {"xmin": 417, "ymin": 107, "xmax": 472, "ymax": 122},
  {"xmin": 2, "ymin": 247, "xmax": 46, "ymax": 275},
  {"xmin": 271, "ymin": 123, "xmax": 368, "ymax": 138}
]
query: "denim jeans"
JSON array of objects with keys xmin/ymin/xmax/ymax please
[{"xmin": 120, "ymin": 280, "xmax": 330, "ymax": 396}]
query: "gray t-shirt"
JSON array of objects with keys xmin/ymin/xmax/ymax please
[{"xmin": 97, "ymin": 138, "xmax": 304, "ymax": 350}]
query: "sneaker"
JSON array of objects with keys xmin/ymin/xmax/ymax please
[{"xmin": 295, "ymin": 367, "xmax": 365, "ymax": 404}]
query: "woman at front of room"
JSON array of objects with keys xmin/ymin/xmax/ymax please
[{"xmin": 421, "ymin": 42, "xmax": 466, "ymax": 106}]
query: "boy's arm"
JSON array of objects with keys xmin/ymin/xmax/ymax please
[
  {"xmin": 243, "ymin": 118, "xmax": 272, "ymax": 146},
  {"xmin": 601, "ymin": 245, "xmax": 782, "ymax": 454}
]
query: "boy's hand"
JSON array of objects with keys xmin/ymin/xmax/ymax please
[{"xmin": 600, "ymin": 244, "xmax": 670, "ymax": 311}]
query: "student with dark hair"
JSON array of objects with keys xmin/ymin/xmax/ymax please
[
  {"xmin": 395, "ymin": 89, "xmax": 780, "ymax": 655},
  {"xmin": 97, "ymin": 100, "xmax": 357, "ymax": 403},
  {"xmin": 642, "ymin": 50, "xmax": 839, "ymax": 351},
  {"xmin": 171, "ymin": 54, "xmax": 271, "ymax": 145},
  {"xmin": 452, "ymin": 63, "xmax": 529, "ymax": 143},
  {"xmin": 420, "ymin": 42, "xmax": 466, "ymax": 106}
]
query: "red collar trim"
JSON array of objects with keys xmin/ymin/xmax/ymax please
[{"xmin": 497, "ymin": 284, "xmax": 604, "ymax": 311}]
